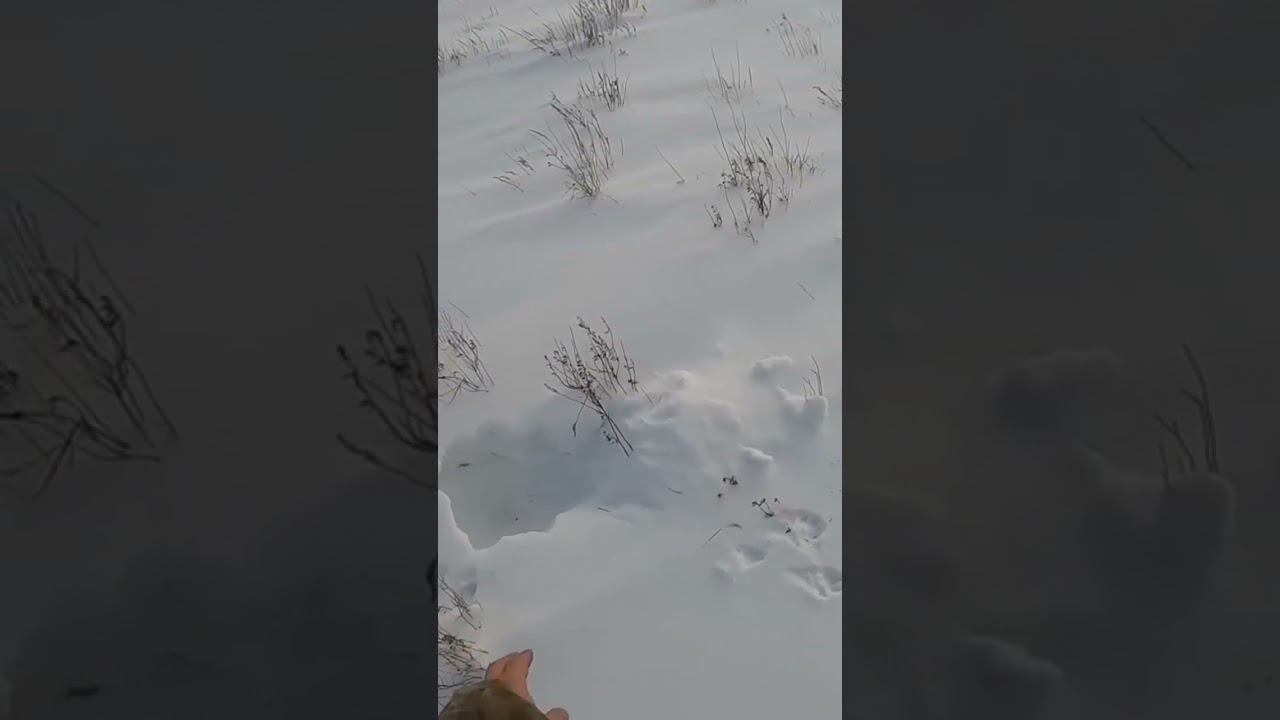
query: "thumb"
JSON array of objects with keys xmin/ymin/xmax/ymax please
[{"xmin": 546, "ymin": 709, "xmax": 569, "ymax": 720}]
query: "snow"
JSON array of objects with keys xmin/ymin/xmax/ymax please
[{"xmin": 436, "ymin": 0, "xmax": 842, "ymax": 717}]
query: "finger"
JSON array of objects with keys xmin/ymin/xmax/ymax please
[
  {"xmin": 485, "ymin": 651, "xmax": 519, "ymax": 680},
  {"xmin": 546, "ymin": 709, "xmax": 569, "ymax": 720},
  {"xmin": 503, "ymin": 649, "xmax": 534, "ymax": 699},
  {"xmin": 511, "ymin": 649, "xmax": 534, "ymax": 677}
]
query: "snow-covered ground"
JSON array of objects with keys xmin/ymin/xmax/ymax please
[{"xmin": 436, "ymin": 0, "xmax": 842, "ymax": 717}]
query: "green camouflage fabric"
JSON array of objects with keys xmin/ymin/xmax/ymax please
[{"xmin": 439, "ymin": 680, "xmax": 549, "ymax": 720}]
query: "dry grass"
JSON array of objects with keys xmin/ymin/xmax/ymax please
[
  {"xmin": 494, "ymin": 146, "xmax": 538, "ymax": 193},
  {"xmin": 577, "ymin": 53, "xmax": 629, "ymax": 111},
  {"xmin": 1, "ymin": 181, "xmax": 175, "ymax": 498},
  {"xmin": 706, "ymin": 45, "xmax": 753, "ymax": 105},
  {"xmin": 711, "ymin": 107, "xmax": 818, "ymax": 241},
  {"xmin": 439, "ymin": 9, "xmax": 512, "ymax": 75},
  {"xmin": 507, "ymin": 0, "xmax": 641, "ymax": 58},
  {"xmin": 1155, "ymin": 344, "xmax": 1221, "ymax": 485},
  {"xmin": 801, "ymin": 355, "xmax": 825, "ymax": 398},
  {"xmin": 775, "ymin": 14, "xmax": 822, "ymax": 58},
  {"xmin": 336, "ymin": 256, "xmax": 439, "ymax": 488},
  {"xmin": 545, "ymin": 317, "xmax": 649, "ymax": 456},
  {"xmin": 814, "ymin": 73, "xmax": 842, "ymax": 109},
  {"xmin": 438, "ymin": 575, "xmax": 488, "ymax": 706},
  {"xmin": 439, "ymin": 305, "xmax": 494, "ymax": 402},
  {"xmin": 531, "ymin": 96, "xmax": 617, "ymax": 198},
  {"xmin": 336, "ymin": 255, "xmax": 493, "ymax": 488}
]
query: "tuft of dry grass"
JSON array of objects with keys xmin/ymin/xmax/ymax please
[
  {"xmin": 507, "ymin": 0, "xmax": 640, "ymax": 58},
  {"xmin": 775, "ymin": 14, "xmax": 822, "ymax": 58},
  {"xmin": 801, "ymin": 355, "xmax": 824, "ymax": 398},
  {"xmin": 438, "ymin": 12, "xmax": 512, "ymax": 75},
  {"xmin": 711, "ymin": 107, "xmax": 818, "ymax": 241},
  {"xmin": 336, "ymin": 256, "xmax": 492, "ymax": 489},
  {"xmin": 438, "ymin": 575, "xmax": 488, "ymax": 707},
  {"xmin": 814, "ymin": 73, "xmax": 842, "ymax": 109},
  {"xmin": 1, "ymin": 181, "xmax": 176, "ymax": 499},
  {"xmin": 705, "ymin": 46, "xmax": 753, "ymax": 105},
  {"xmin": 577, "ymin": 53, "xmax": 629, "ymax": 111},
  {"xmin": 494, "ymin": 146, "xmax": 538, "ymax": 193},
  {"xmin": 1155, "ymin": 344, "xmax": 1221, "ymax": 486},
  {"xmin": 531, "ymin": 95, "xmax": 617, "ymax": 198},
  {"xmin": 439, "ymin": 305, "xmax": 494, "ymax": 403},
  {"xmin": 337, "ymin": 257, "xmax": 437, "ymax": 488},
  {"xmin": 544, "ymin": 317, "xmax": 649, "ymax": 456}
]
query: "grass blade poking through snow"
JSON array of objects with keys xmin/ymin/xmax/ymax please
[
  {"xmin": 706, "ymin": 45, "xmax": 753, "ymax": 105},
  {"xmin": 507, "ymin": 0, "xmax": 640, "ymax": 58},
  {"xmin": 545, "ymin": 317, "xmax": 649, "ymax": 456},
  {"xmin": 531, "ymin": 95, "xmax": 617, "ymax": 198},
  {"xmin": 1, "ymin": 183, "xmax": 176, "ymax": 499},
  {"xmin": 335, "ymin": 257, "xmax": 494, "ymax": 708},
  {"xmin": 576, "ymin": 52, "xmax": 629, "ymax": 111},
  {"xmin": 814, "ymin": 73, "xmax": 843, "ymax": 109},
  {"xmin": 1154, "ymin": 344, "xmax": 1221, "ymax": 487},
  {"xmin": 438, "ymin": 575, "xmax": 488, "ymax": 708},
  {"xmin": 775, "ymin": 14, "xmax": 822, "ymax": 58},
  {"xmin": 711, "ymin": 106, "xmax": 819, "ymax": 240},
  {"xmin": 336, "ymin": 257, "xmax": 492, "ymax": 693},
  {"xmin": 439, "ymin": 305, "xmax": 494, "ymax": 403},
  {"xmin": 336, "ymin": 255, "xmax": 492, "ymax": 489}
]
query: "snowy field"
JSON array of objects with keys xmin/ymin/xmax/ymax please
[{"xmin": 436, "ymin": 0, "xmax": 843, "ymax": 717}]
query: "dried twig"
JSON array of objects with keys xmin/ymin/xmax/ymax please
[
  {"xmin": 801, "ymin": 355, "xmax": 824, "ymax": 398},
  {"xmin": 1139, "ymin": 115, "xmax": 1195, "ymax": 173},
  {"xmin": 656, "ymin": 146, "xmax": 686, "ymax": 184},
  {"xmin": 1154, "ymin": 344, "xmax": 1220, "ymax": 485}
]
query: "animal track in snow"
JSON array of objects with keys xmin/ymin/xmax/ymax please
[
  {"xmin": 788, "ymin": 565, "xmax": 843, "ymax": 600},
  {"xmin": 770, "ymin": 507, "xmax": 829, "ymax": 546},
  {"xmin": 716, "ymin": 543, "xmax": 768, "ymax": 578}
]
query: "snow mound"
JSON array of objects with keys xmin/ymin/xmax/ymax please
[
  {"xmin": 439, "ymin": 354, "xmax": 841, "ymax": 718},
  {"xmin": 749, "ymin": 355, "xmax": 795, "ymax": 384}
]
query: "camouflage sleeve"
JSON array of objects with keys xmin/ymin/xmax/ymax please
[{"xmin": 439, "ymin": 680, "xmax": 548, "ymax": 720}]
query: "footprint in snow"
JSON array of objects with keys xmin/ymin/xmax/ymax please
[
  {"xmin": 713, "ymin": 543, "xmax": 768, "ymax": 581},
  {"xmin": 769, "ymin": 507, "xmax": 829, "ymax": 546},
  {"xmin": 788, "ymin": 565, "xmax": 843, "ymax": 601}
]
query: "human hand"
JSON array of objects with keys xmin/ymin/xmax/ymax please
[{"xmin": 485, "ymin": 649, "xmax": 569, "ymax": 720}]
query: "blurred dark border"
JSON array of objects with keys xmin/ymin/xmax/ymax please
[{"xmin": 2, "ymin": 1, "xmax": 437, "ymax": 715}]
